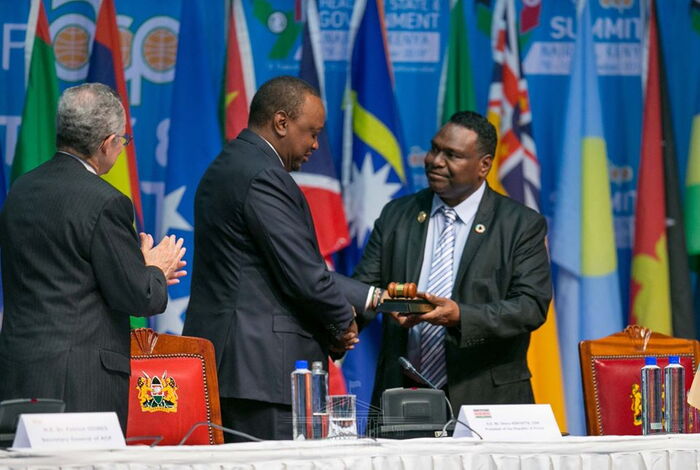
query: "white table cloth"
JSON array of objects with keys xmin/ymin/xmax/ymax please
[{"xmin": 1, "ymin": 434, "xmax": 700, "ymax": 469}]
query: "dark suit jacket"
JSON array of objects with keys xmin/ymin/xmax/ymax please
[
  {"xmin": 0, "ymin": 153, "xmax": 168, "ymax": 429},
  {"xmin": 353, "ymin": 185, "xmax": 552, "ymax": 412},
  {"xmin": 183, "ymin": 129, "xmax": 368, "ymax": 406}
]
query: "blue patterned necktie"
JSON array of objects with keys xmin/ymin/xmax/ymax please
[{"xmin": 420, "ymin": 206, "xmax": 457, "ymax": 389}]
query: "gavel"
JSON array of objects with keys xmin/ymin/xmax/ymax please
[{"xmin": 387, "ymin": 282, "xmax": 417, "ymax": 299}]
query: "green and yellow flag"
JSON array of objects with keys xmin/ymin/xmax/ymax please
[{"xmin": 12, "ymin": 0, "xmax": 59, "ymax": 183}]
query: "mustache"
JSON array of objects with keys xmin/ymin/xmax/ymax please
[{"xmin": 425, "ymin": 167, "xmax": 447, "ymax": 177}]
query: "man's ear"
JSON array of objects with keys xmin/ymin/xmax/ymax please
[
  {"xmin": 100, "ymin": 134, "xmax": 116, "ymax": 153},
  {"xmin": 479, "ymin": 154, "xmax": 493, "ymax": 177},
  {"xmin": 272, "ymin": 110, "xmax": 288, "ymax": 137}
]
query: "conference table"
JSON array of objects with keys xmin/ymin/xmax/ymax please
[{"xmin": 1, "ymin": 433, "xmax": 700, "ymax": 469}]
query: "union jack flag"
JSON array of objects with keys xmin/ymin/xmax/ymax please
[{"xmin": 486, "ymin": 0, "xmax": 540, "ymax": 211}]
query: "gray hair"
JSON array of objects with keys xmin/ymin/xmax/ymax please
[{"xmin": 56, "ymin": 83, "xmax": 125, "ymax": 157}]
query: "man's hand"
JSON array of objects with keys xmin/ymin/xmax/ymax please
[
  {"xmin": 388, "ymin": 311, "xmax": 423, "ymax": 329},
  {"xmin": 380, "ymin": 288, "xmax": 391, "ymax": 304},
  {"xmin": 416, "ymin": 292, "xmax": 460, "ymax": 327},
  {"xmin": 140, "ymin": 233, "xmax": 187, "ymax": 285},
  {"xmin": 330, "ymin": 320, "xmax": 360, "ymax": 353}
]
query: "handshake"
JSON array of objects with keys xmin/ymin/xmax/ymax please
[
  {"xmin": 329, "ymin": 285, "xmax": 392, "ymax": 353},
  {"xmin": 330, "ymin": 317, "xmax": 360, "ymax": 354}
]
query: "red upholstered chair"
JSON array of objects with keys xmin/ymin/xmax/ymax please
[
  {"xmin": 126, "ymin": 328, "xmax": 224, "ymax": 445},
  {"xmin": 579, "ymin": 325, "xmax": 700, "ymax": 436}
]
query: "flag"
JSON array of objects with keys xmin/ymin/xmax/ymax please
[
  {"xmin": 630, "ymin": 0, "xmax": 670, "ymax": 334},
  {"xmin": 688, "ymin": 116, "xmax": 700, "ymax": 260},
  {"xmin": 223, "ymin": 0, "xmax": 255, "ymax": 141},
  {"xmin": 341, "ymin": 0, "xmax": 412, "ymax": 268},
  {"xmin": 549, "ymin": 0, "xmax": 623, "ymax": 436},
  {"xmin": 661, "ymin": 82, "xmax": 695, "ymax": 337},
  {"xmin": 340, "ymin": 0, "xmax": 412, "ymax": 434},
  {"xmin": 689, "ymin": 114, "xmax": 700, "ymax": 338},
  {"xmin": 685, "ymin": 106, "xmax": 700, "ymax": 341},
  {"xmin": 87, "ymin": 0, "xmax": 143, "ymax": 230},
  {"xmin": 293, "ymin": 0, "xmax": 352, "ymax": 395},
  {"xmin": 11, "ymin": 0, "xmax": 59, "ymax": 183},
  {"xmin": 155, "ymin": 0, "xmax": 222, "ymax": 335},
  {"xmin": 486, "ymin": 0, "xmax": 540, "ymax": 214},
  {"xmin": 484, "ymin": 0, "xmax": 567, "ymax": 431},
  {"xmin": 520, "ymin": 0, "xmax": 542, "ymax": 34},
  {"xmin": 87, "ymin": 0, "xmax": 145, "ymax": 328},
  {"xmin": 438, "ymin": 0, "xmax": 476, "ymax": 126},
  {"xmin": 631, "ymin": 0, "xmax": 694, "ymax": 338},
  {"xmin": 684, "ymin": 1, "xmax": 700, "ymax": 340},
  {"xmin": 292, "ymin": 0, "xmax": 349, "ymax": 259}
]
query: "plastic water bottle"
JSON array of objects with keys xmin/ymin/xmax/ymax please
[
  {"xmin": 291, "ymin": 360, "xmax": 312, "ymax": 440},
  {"xmin": 664, "ymin": 356, "xmax": 686, "ymax": 433},
  {"xmin": 641, "ymin": 356, "xmax": 663, "ymax": 435},
  {"xmin": 311, "ymin": 361, "xmax": 329, "ymax": 439}
]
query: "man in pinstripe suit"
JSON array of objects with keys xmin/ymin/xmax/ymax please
[{"xmin": 0, "ymin": 83, "xmax": 185, "ymax": 431}]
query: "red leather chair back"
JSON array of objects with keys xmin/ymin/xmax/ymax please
[
  {"xmin": 126, "ymin": 329, "xmax": 224, "ymax": 445},
  {"xmin": 579, "ymin": 325, "xmax": 700, "ymax": 435}
]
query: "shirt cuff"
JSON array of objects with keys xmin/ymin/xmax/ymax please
[{"xmin": 364, "ymin": 286, "xmax": 376, "ymax": 311}]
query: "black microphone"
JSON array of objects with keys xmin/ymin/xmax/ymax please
[
  {"xmin": 398, "ymin": 356, "xmax": 483, "ymax": 439},
  {"xmin": 399, "ymin": 356, "xmax": 438, "ymax": 389}
]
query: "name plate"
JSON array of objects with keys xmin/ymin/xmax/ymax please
[
  {"xmin": 13, "ymin": 412, "xmax": 126, "ymax": 449},
  {"xmin": 454, "ymin": 404, "xmax": 562, "ymax": 441}
]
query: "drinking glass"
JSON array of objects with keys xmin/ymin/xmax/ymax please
[{"xmin": 327, "ymin": 394, "xmax": 357, "ymax": 438}]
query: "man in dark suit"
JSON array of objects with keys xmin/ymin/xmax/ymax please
[
  {"xmin": 183, "ymin": 76, "xmax": 380, "ymax": 441},
  {"xmin": 354, "ymin": 111, "xmax": 552, "ymax": 416},
  {"xmin": 0, "ymin": 83, "xmax": 185, "ymax": 431}
]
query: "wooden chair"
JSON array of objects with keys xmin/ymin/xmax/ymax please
[
  {"xmin": 126, "ymin": 328, "xmax": 224, "ymax": 445},
  {"xmin": 579, "ymin": 325, "xmax": 700, "ymax": 435}
]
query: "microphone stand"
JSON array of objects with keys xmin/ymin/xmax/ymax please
[
  {"xmin": 178, "ymin": 421, "xmax": 263, "ymax": 445},
  {"xmin": 399, "ymin": 357, "xmax": 483, "ymax": 440}
]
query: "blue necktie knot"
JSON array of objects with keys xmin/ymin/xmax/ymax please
[{"xmin": 442, "ymin": 206, "xmax": 457, "ymax": 225}]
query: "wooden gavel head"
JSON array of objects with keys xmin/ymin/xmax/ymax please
[{"xmin": 387, "ymin": 282, "xmax": 417, "ymax": 298}]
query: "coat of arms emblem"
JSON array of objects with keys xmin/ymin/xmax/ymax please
[{"xmin": 136, "ymin": 371, "xmax": 178, "ymax": 413}]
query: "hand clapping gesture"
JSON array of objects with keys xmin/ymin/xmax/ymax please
[{"xmin": 139, "ymin": 233, "xmax": 187, "ymax": 285}]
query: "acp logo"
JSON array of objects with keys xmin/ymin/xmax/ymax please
[
  {"xmin": 48, "ymin": 1, "xmax": 178, "ymax": 106},
  {"xmin": 50, "ymin": 12, "xmax": 94, "ymax": 82},
  {"xmin": 119, "ymin": 15, "xmax": 179, "ymax": 106}
]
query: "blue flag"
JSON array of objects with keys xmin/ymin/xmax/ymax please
[
  {"xmin": 155, "ymin": 0, "xmax": 222, "ymax": 334},
  {"xmin": 293, "ymin": 0, "xmax": 349, "ymax": 259},
  {"xmin": 340, "ymin": 0, "xmax": 413, "ymax": 434},
  {"xmin": 549, "ymin": 0, "xmax": 623, "ymax": 435}
]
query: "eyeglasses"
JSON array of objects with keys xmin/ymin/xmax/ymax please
[{"xmin": 117, "ymin": 133, "xmax": 133, "ymax": 146}]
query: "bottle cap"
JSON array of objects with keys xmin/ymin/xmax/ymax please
[
  {"xmin": 295, "ymin": 360, "xmax": 308, "ymax": 370},
  {"xmin": 669, "ymin": 356, "xmax": 681, "ymax": 364},
  {"xmin": 311, "ymin": 361, "xmax": 323, "ymax": 371},
  {"xmin": 644, "ymin": 357, "xmax": 657, "ymax": 366}
]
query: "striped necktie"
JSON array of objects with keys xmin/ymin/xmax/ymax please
[{"xmin": 420, "ymin": 206, "xmax": 457, "ymax": 389}]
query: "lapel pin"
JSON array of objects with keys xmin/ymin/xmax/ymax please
[
  {"xmin": 475, "ymin": 224, "xmax": 486, "ymax": 234},
  {"xmin": 417, "ymin": 211, "xmax": 427, "ymax": 223}
]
